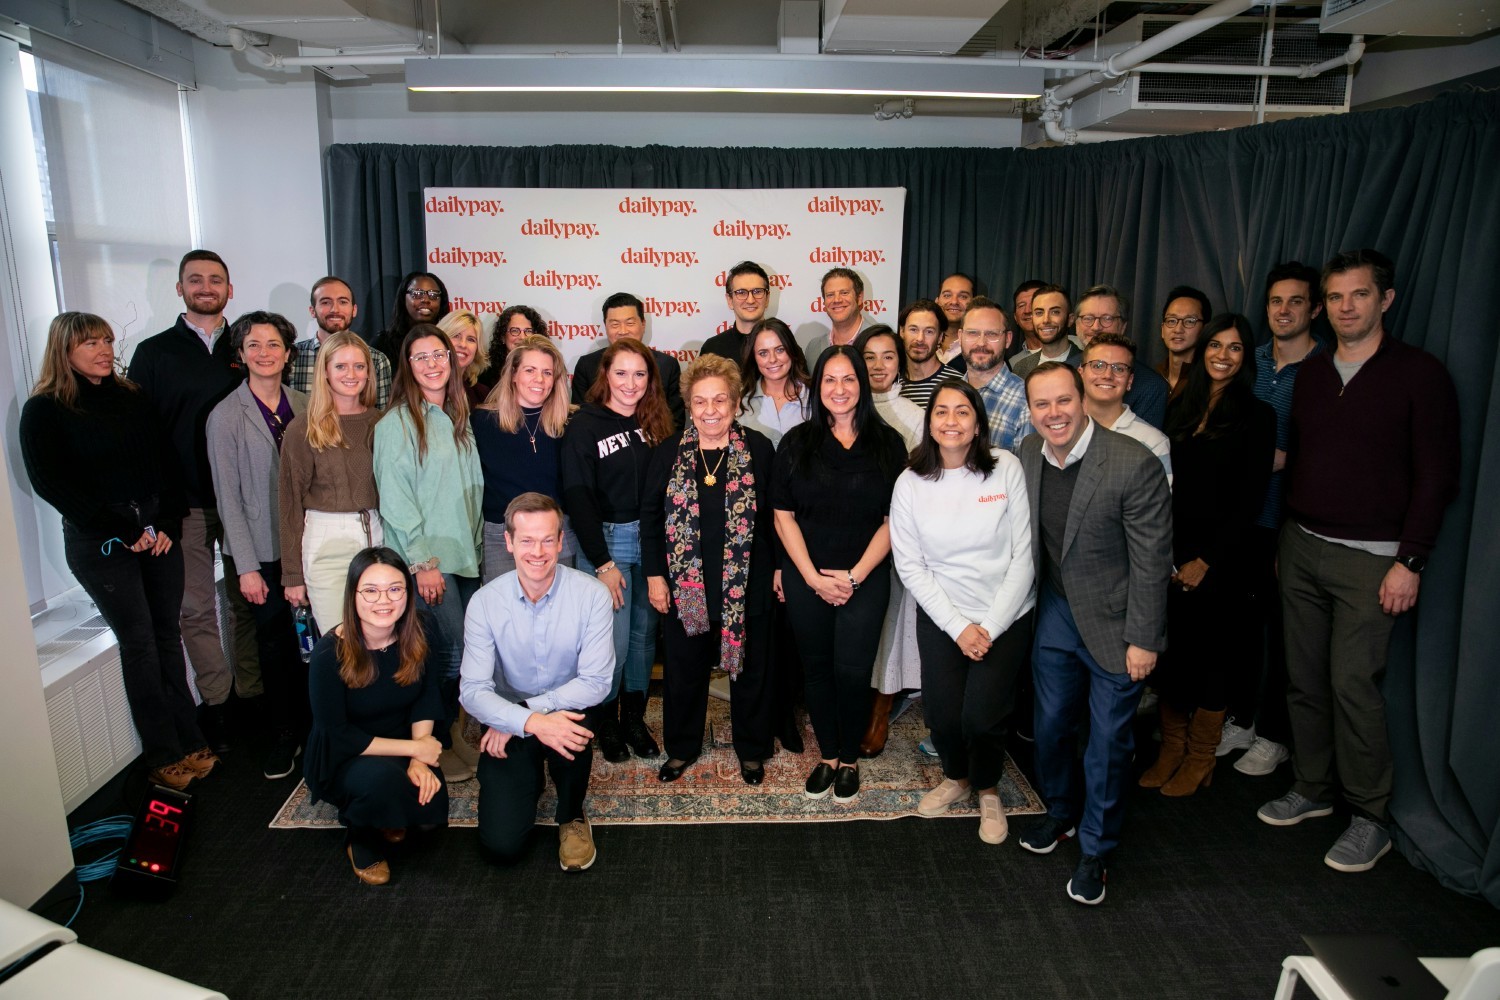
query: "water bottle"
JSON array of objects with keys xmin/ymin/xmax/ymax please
[{"xmin": 294, "ymin": 606, "xmax": 317, "ymax": 662}]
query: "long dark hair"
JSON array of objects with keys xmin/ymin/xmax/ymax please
[
  {"xmin": 336, "ymin": 547, "xmax": 428, "ymax": 689},
  {"xmin": 790, "ymin": 345, "xmax": 905, "ymax": 480},
  {"xmin": 1164, "ymin": 313, "xmax": 1259, "ymax": 442},
  {"xmin": 909, "ymin": 378, "xmax": 997, "ymax": 481},
  {"xmin": 385, "ymin": 271, "xmax": 450, "ymax": 344},
  {"xmin": 738, "ymin": 317, "xmax": 811, "ymax": 403},
  {"xmin": 853, "ymin": 324, "xmax": 909, "ymax": 385}
]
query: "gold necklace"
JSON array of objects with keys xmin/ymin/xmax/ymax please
[{"xmin": 699, "ymin": 443, "xmax": 727, "ymax": 486}]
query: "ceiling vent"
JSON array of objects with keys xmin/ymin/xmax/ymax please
[
  {"xmin": 1065, "ymin": 15, "xmax": 1353, "ymax": 135},
  {"xmin": 1321, "ymin": 0, "xmax": 1495, "ymax": 38}
]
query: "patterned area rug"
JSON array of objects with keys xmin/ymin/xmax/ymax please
[{"xmin": 269, "ymin": 698, "xmax": 1043, "ymax": 828}]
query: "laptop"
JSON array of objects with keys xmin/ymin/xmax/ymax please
[{"xmin": 1304, "ymin": 933, "xmax": 1448, "ymax": 1000}]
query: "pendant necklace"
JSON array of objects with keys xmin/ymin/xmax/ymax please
[
  {"xmin": 522, "ymin": 409, "xmax": 542, "ymax": 453},
  {"xmin": 699, "ymin": 444, "xmax": 727, "ymax": 486}
]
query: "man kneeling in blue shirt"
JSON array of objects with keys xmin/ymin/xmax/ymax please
[{"xmin": 460, "ymin": 492, "xmax": 615, "ymax": 870}]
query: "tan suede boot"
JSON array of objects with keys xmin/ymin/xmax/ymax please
[
  {"xmin": 1161, "ymin": 708, "xmax": 1224, "ymax": 797},
  {"xmin": 1138, "ymin": 701, "xmax": 1190, "ymax": 788}
]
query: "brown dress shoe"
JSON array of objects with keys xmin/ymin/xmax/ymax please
[
  {"xmin": 148, "ymin": 761, "xmax": 197, "ymax": 792},
  {"xmin": 181, "ymin": 747, "xmax": 220, "ymax": 778},
  {"xmin": 347, "ymin": 844, "xmax": 391, "ymax": 885},
  {"xmin": 859, "ymin": 692, "xmax": 896, "ymax": 758},
  {"xmin": 379, "ymin": 828, "xmax": 407, "ymax": 844}
]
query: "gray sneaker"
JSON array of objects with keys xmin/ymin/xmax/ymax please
[
  {"xmin": 1217, "ymin": 717, "xmax": 1256, "ymax": 756},
  {"xmin": 1257, "ymin": 790, "xmax": 1334, "ymax": 827},
  {"xmin": 1234, "ymin": 737, "xmax": 1290, "ymax": 776},
  {"xmin": 1324, "ymin": 817, "xmax": 1392, "ymax": 872}
]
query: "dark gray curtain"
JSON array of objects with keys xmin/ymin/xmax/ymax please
[{"xmin": 325, "ymin": 89, "xmax": 1500, "ymax": 906}]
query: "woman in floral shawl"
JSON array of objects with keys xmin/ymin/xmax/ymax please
[{"xmin": 643, "ymin": 354, "xmax": 779, "ymax": 786}]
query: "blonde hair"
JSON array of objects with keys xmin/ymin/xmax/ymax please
[
  {"xmin": 438, "ymin": 310, "xmax": 490, "ymax": 387},
  {"xmin": 478, "ymin": 336, "xmax": 570, "ymax": 439},
  {"xmin": 32, "ymin": 312, "xmax": 133, "ymax": 409},
  {"xmin": 306, "ymin": 331, "xmax": 377, "ymax": 452}
]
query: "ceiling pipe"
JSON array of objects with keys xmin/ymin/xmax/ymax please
[
  {"xmin": 1051, "ymin": 0, "xmax": 1259, "ymax": 104},
  {"xmin": 1039, "ymin": 1, "xmax": 1361, "ymax": 145},
  {"xmin": 667, "ymin": 0, "xmax": 682, "ymax": 53},
  {"xmin": 653, "ymin": 0, "xmax": 668, "ymax": 53}
]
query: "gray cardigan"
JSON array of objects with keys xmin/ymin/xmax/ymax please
[{"xmin": 207, "ymin": 380, "xmax": 308, "ymax": 566}]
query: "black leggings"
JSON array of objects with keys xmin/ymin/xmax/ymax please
[{"xmin": 782, "ymin": 563, "xmax": 890, "ymax": 765}]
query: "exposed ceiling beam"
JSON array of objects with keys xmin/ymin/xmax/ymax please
[{"xmin": 822, "ymin": 0, "xmax": 1015, "ymax": 56}]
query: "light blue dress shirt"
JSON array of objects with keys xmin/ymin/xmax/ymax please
[{"xmin": 459, "ymin": 565, "xmax": 615, "ymax": 737}]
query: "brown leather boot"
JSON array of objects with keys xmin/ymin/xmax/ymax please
[
  {"xmin": 449, "ymin": 708, "xmax": 481, "ymax": 769},
  {"xmin": 1138, "ymin": 701, "xmax": 1190, "ymax": 788},
  {"xmin": 859, "ymin": 692, "xmax": 896, "ymax": 758},
  {"xmin": 1161, "ymin": 708, "xmax": 1224, "ymax": 797}
]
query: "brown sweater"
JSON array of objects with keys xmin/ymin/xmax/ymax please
[{"xmin": 278, "ymin": 409, "xmax": 381, "ymax": 586}]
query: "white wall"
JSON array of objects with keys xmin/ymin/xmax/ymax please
[
  {"xmin": 182, "ymin": 40, "xmax": 329, "ymax": 329},
  {"xmin": 0, "ymin": 37, "xmax": 73, "ymax": 906}
]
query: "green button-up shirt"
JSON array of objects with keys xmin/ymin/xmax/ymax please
[{"xmin": 373, "ymin": 401, "xmax": 483, "ymax": 578}]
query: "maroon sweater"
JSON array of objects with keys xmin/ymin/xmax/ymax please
[{"xmin": 1285, "ymin": 332, "xmax": 1459, "ymax": 559}]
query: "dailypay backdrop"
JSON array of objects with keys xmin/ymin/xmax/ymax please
[{"xmin": 422, "ymin": 186, "xmax": 906, "ymax": 369}]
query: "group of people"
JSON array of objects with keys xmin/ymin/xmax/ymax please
[{"xmin": 18, "ymin": 245, "xmax": 1458, "ymax": 902}]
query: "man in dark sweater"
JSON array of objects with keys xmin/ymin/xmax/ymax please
[
  {"xmin": 699, "ymin": 260, "xmax": 771, "ymax": 367},
  {"xmin": 570, "ymin": 292, "xmax": 683, "ymax": 429},
  {"xmin": 127, "ymin": 250, "xmax": 245, "ymax": 750},
  {"xmin": 1257, "ymin": 249, "xmax": 1460, "ymax": 874}
]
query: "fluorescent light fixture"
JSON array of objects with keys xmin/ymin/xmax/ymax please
[{"xmin": 406, "ymin": 55, "xmax": 1042, "ymax": 100}]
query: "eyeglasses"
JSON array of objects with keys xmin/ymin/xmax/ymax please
[
  {"xmin": 730, "ymin": 288, "xmax": 769, "ymax": 301},
  {"xmin": 406, "ymin": 289, "xmax": 442, "ymax": 301},
  {"xmin": 410, "ymin": 350, "xmax": 451, "ymax": 366},
  {"xmin": 1162, "ymin": 316, "xmax": 1203, "ymax": 330},
  {"xmin": 961, "ymin": 329, "xmax": 1006, "ymax": 342},
  {"xmin": 505, "ymin": 327, "xmax": 535, "ymax": 337},
  {"xmin": 1077, "ymin": 314, "xmax": 1123, "ymax": 328},
  {"xmin": 356, "ymin": 584, "xmax": 407, "ymax": 603},
  {"xmin": 1083, "ymin": 360, "xmax": 1132, "ymax": 376}
]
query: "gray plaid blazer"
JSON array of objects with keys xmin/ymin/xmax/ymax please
[{"xmin": 1019, "ymin": 422, "xmax": 1173, "ymax": 674}]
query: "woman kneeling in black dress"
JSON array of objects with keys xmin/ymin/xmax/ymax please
[{"xmin": 304, "ymin": 547, "xmax": 448, "ymax": 885}]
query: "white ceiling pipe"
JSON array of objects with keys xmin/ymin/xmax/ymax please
[{"xmin": 1051, "ymin": 0, "xmax": 1260, "ymax": 104}]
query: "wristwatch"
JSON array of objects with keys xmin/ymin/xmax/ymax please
[
  {"xmin": 409, "ymin": 556, "xmax": 440, "ymax": 574},
  {"xmin": 1395, "ymin": 554, "xmax": 1427, "ymax": 574}
]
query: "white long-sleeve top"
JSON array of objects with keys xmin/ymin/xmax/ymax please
[{"xmin": 889, "ymin": 452, "xmax": 1035, "ymax": 642}]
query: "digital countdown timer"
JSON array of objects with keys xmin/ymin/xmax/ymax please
[{"xmin": 111, "ymin": 785, "xmax": 193, "ymax": 899}]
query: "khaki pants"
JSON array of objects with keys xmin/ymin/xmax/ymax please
[
  {"xmin": 179, "ymin": 507, "xmax": 233, "ymax": 705},
  {"xmin": 302, "ymin": 509, "xmax": 383, "ymax": 633}
]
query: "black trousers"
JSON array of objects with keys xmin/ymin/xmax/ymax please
[
  {"xmin": 64, "ymin": 524, "xmax": 204, "ymax": 767},
  {"xmin": 1225, "ymin": 526, "xmax": 1293, "ymax": 743},
  {"xmin": 661, "ymin": 612, "xmax": 774, "ymax": 762},
  {"xmin": 332, "ymin": 755, "xmax": 449, "ymax": 829},
  {"xmin": 476, "ymin": 728, "xmax": 593, "ymax": 863},
  {"xmin": 917, "ymin": 607, "xmax": 1030, "ymax": 791},
  {"xmin": 238, "ymin": 559, "xmax": 308, "ymax": 736},
  {"xmin": 782, "ymin": 562, "xmax": 890, "ymax": 765}
]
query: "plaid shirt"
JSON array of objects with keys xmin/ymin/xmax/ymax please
[
  {"xmin": 288, "ymin": 336, "xmax": 392, "ymax": 410},
  {"xmin": 973, "ymin": 363, "xmax": 1034, "ymax": 453}
]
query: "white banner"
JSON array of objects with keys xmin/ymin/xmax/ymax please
[{"xmin": 422, "ymin": 186, "xmax": 907, "ymax": 372}]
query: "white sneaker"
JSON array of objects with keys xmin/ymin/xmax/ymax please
[
  {"xmin": 1216, "ymin": 718, "xmax": 1256, "ymax": 756},
  {"xmin": 917, "ymin": 778, "xmax": 971, "ymax": 817},
  {"xmin": 1234, "ymin": 737, "xmax": 1290, "ymax": 775}
]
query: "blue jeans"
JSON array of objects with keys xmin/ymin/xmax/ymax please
[
  {"xmin": 576, "ymin": 521, "xmax": 656, "ymax": 700},
  {"xmin": 417, "ymin": 573, "xmax": 481, "ymax": 682},
  {"xmin": 1031, "ymin": 584, "xmax": 1144, "ymax": 859}
]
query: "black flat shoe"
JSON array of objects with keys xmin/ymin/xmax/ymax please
[
  {"xmin": 658, "ymin": 757, "xmax": 697, "ymax": 782},
  {"xmin": 833, "ymin": 764, "xmax": 860, "ymax": 802},
  {"xmin": 740, "ymin": 760, "xmax": 765, "ymax": 786},
  {"xmin": 804, "ymin": 763, "xmax": 836, "ymax": 799}
]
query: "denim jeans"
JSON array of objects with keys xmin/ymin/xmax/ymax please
[{"xmin": 575, "ymin": 520, "xmax": 656, "ymax": 700}]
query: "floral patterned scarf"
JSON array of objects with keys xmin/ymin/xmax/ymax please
[{"xmin": 664, "ymin": 422, "xmax": 756, "ymax": 678}]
